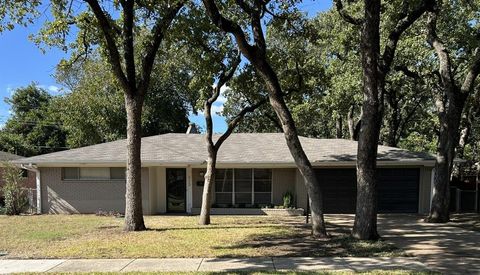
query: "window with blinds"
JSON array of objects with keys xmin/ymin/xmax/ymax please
[
  {"xmin": 62, "ymin": 167, "xmax": 126, "ymax": 180},
  {"xmin": 215, "ymin": 168, "xmax": 272, "ymax": 206}
]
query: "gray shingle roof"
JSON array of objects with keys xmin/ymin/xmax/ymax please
[
  {"xmin": 0, "ymin": 151, "xmax": 22, "ymax": 161},
  {"xmin": 15, "ymin": 133, "xmax": 435, "ymax": 165}
]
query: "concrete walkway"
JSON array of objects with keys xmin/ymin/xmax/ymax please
[
  {"xmin": 0, "ymin": 257, "xmax": 430, "ymax": 273},
  {"xmin": 328, "ymin": 214, "xmax": 480, "ymax": 274}
]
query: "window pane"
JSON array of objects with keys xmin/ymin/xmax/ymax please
[
  {"xmin": 254, "ymin": 193, "xmax": 271, "ymax": 204},
  {"xmin": 254, "ymin": 169, "xmax": 271, "ymax": 180},
  {"xmin": 235, "ymin": 193, "xmax": 251, "ymax": 204},
  {"xmin": 63, "ymin": 168, "xmax": 79, "ymax": 180},
  {"xmin": 234, "ymin": 169, "xmax": 252, "ymax": 193},
  {"xmin": 215, "ymin": 193, "xmax": 232, "ymax": 204},
  {"xmin": 254, "ymin": 180, "xmax": 271, "ymax": 192},
  {"xmin": 253, "ymin": 169, "xmax": 271, "ymax": 204},
  {"xmin": 79, "ymin": 168, "xmax": 110, "ymax": 179},
  {"xmin": 110, "ymin": 168, "xmax": 126, "ymax": 180},
  {"xmin": 235, "ymin": 169, "xmax": 251, "ymax": 180},
  {"xmin": 215, "ymin": 169, "xmax": 233, "ymax": 192}
]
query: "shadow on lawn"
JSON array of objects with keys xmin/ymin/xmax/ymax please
[
  {"xmin": 211, "ymin": 221, "xmax": 403, "ymax": 258},
  {"xmin": 144, "ymin": 224, "xmax": 292, "ymax": 232}
]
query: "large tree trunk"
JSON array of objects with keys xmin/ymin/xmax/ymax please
[
  {"xmin": 257, "ymin": 63, "xmax": 327, "ymax": 238},
  {"xmin": 352, "ymin": 0, "xmax": 381, "ymax": 240},
  {"xmin": 427, "ymin": 92, "xmax": 467, "ymax": 222},
  {"xmin": 124, "ymin": 93, "xmax": 146, "ymax": 231},
  {"xmin": 336, "ymin": 116, "xmax": 343, "ymax": 138},
  {"xmin": 199, "ymin": 152, "xmax": 217, "ymax": 225}
]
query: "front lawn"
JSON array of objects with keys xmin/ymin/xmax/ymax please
[{"xmin": 0, "ymin": 215, "xmax": 404, "ymax": 259}]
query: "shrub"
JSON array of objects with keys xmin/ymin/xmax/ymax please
[
  {"xmin": 283, "ymin": 191, "xmax": 293, "ymax": 208},
  {"xmin": 1, "ymin": 162, "xmax": 29, "ymax": 215}
]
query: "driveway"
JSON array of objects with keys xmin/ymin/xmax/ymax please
[{"xmin": 327, "ymin": 214, "xmax": 480, "ymax": 274}]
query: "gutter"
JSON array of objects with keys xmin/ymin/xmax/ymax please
[{"xmin": 20, "ymin": 163, "xmax": 41, "ymax": 214}]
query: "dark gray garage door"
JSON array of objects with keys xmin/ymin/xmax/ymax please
[{"xmin": 315, "ymin": 168, "xmax": 419, "ymax": 213}]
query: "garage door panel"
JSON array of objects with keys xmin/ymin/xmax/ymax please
[
  {"xmin": 315, "ymin": 168, "xmax": 419, "ymax": 214},
  {"xmin": 377, "ymin": 168, "xmax": 419, "ymax": 213}
]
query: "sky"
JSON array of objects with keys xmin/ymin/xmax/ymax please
[{"xmin": 0, "ymin": 0, "xmax": 332, "ymax": 133}]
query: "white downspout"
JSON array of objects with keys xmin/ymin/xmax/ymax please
[
  {"xmin": 186, "ymin": 165, "xmax": 193, "ymax": 214},
  {"xmin": 21, "ymin": 164, "xmax": 41, "ymax": 214}
]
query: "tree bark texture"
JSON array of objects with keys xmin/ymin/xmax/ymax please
[
  {"xmin": 427, "ymin": 90, "xmax": 467, "ymax": 222},
  {"xmin": 199, "ymin": 153, "xmax": 216, "ymax": 225},
  {"xmin": 352, "ymin": 0, "xmax": 381, "ymax": 241},
  {"xmin": 348, "ymin": 104, "xmax": 361, "ymax": 141},
  {"xmin": 336, "ymin": 116, "xmax": 343, "ymax": 138},
  {"xmin": 385, "ymin": 89, "xmax": 400, "ymax": 147},
  {"xmin": 124, "ymin": 93, "xmax": 146, "ymax": 231},
  {"xmin": 451, "ymin": 107, "xmax": 472, "ymax": 179}
]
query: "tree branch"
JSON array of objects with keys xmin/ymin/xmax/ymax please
[
  {"xmin": 460, "ymin": 48, "xmax": 480, "ymax": 94},
  {"xmin": 381, "ymin": 0, "xmax": 434, "ymax": 75},
  {"xmin": 121, "ymin": 0, "xmax": 136, "ymax": 89},
  {"xmin": 138, "ymin": 1, "xmax": 185, "ymax": 95},
  {"xmin": 85, "ymin": 0, "xmax": 129, "ymax": 92},
  {"xmin": 334, "ymin": 0, "xmax": 364, "ymax": 25},
  {"xmin": 426, "ymin": 5, "xmax": 456, "ymax": 93},
  {"xmin": 205, "ymin": 49, "xmax": 242, "ymax": 150},
  {"xmin": 202, "ymin": 0, "xmax": 257, "ymax": 60},
  {"xmin": 215, "ymin": 97, "xmax": 267, "ymax": 150}
]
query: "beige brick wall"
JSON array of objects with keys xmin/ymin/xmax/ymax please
[{"xmin": 40, "ymin": 167, "xmax": 150, "ymax": 214}]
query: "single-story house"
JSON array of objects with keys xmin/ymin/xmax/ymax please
[{"xmin": 14, "ymin": 133, "xmax": 436, "ymax": 215}]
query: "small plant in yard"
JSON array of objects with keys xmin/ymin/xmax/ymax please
[
  {"xmin": 0, "ymin": 162, "xmax": 29, "ymax": 215},
  {"xmin": 283, "ymin": 191, "xmax": 294, "ymax": 208},
  {"xmin": 95, "ymin": 209, "xmax": 124, "ymax": 218}
]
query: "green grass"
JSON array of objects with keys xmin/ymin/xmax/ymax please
[{"xmin": 0, "ymin": 215, "xmax": 405, "ymax": 259}]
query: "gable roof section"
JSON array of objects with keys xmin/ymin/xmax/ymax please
[
  {"xmin": 0, "ymin": 151, "xmax": 23, "ymax": 161},
  {"xmin": 15, "ymin": 133, "xmax": 435, "ymax": 166}
]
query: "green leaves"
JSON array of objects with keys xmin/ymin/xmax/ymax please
[
  {"xmin": 0, "ymin": 84, "xmax": 67, "ymax": 156},
  {"xmin": 0, "ymin": 0, "xmax": 40, "ymax": 33}
]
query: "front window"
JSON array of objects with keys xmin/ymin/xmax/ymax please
[
  {"xmin": 234, "ymin": 169, "xmax": 252, "ymax": 204},
  {"xmin": 62, "ymin": 167, "xmax": 126, "ymax": 180},
  {"xmin": 214, "ymin": 169, "xmax": 233, "ymax": 204},
  {"xmin": 215, "ymin": 168, "xmax": 272, "ymax": 207}
]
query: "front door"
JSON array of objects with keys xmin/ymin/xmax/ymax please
[{"xmin": 166, "ymin": 168, "xmax": 186, "ymax": 213}]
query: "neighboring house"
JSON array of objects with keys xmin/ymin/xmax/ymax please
[
  {"xmin": 14, "ymin": 133, "xmax": 436, "ymax": 215},
  {"xmin": 0, "ymin": 151, "xmax": 36, "ymax": 204}
]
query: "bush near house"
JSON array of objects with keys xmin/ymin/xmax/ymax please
[{"xmin": 0, "ymin": 162, "xmax": 29, "ymax": 215}]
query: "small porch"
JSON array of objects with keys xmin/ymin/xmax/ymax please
[{"xmin": 146, "ymin": 167, "xmax": 304, "ymax": 215}]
